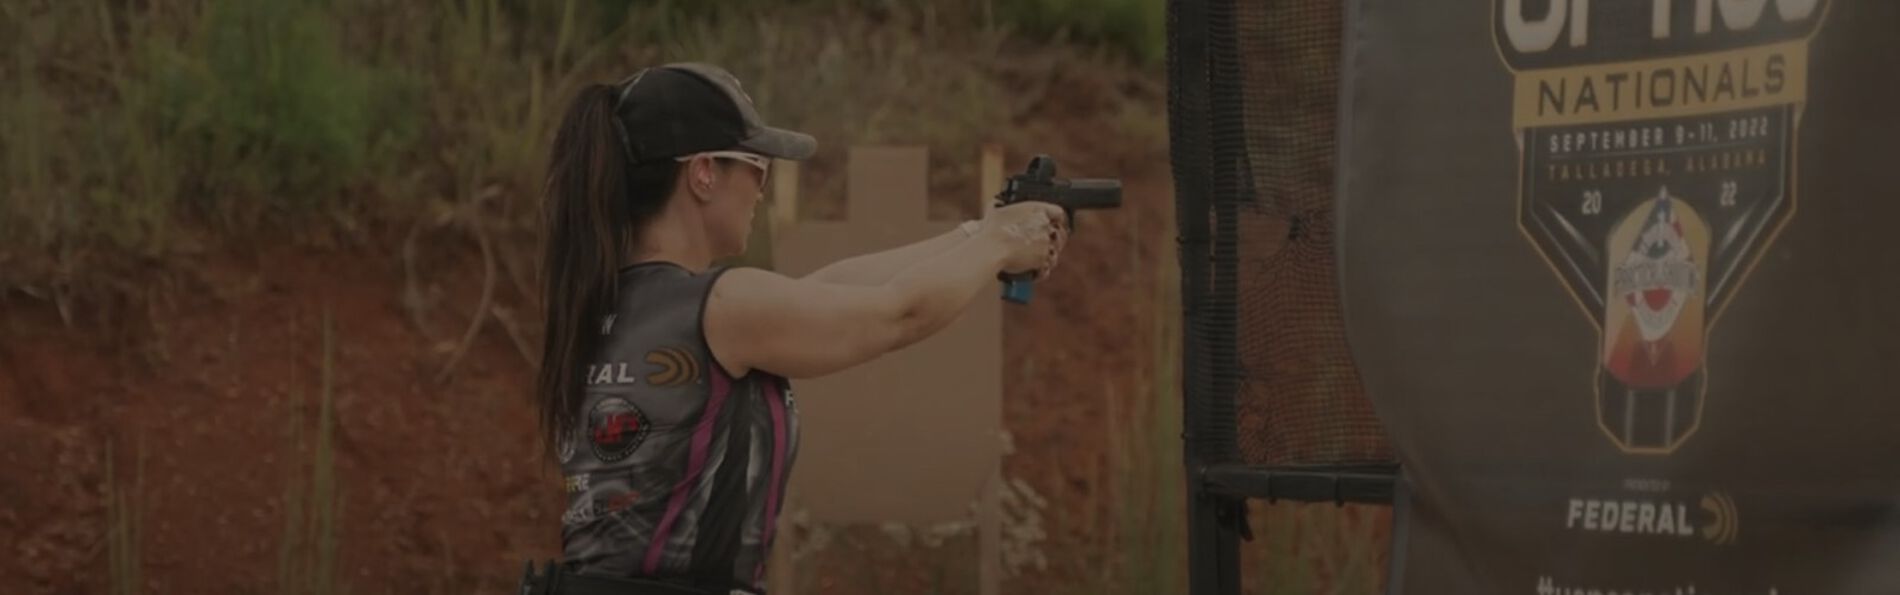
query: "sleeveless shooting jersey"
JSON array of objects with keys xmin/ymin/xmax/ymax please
[{"xmin": 558, "ymin": 262, "xmax": 800, "ymax": 593}]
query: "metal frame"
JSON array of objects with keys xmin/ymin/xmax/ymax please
[
  {"xmin": 1170, "ymin": 1, "xmax": 1401, "ymax": 594},
  {"xmin": 1203, "ymin": 464, "xmax": 1399, "ymax": 504},
  {"xmin": 1168, "ymin": 0, "xmax": 1241, "ymax": 592}
]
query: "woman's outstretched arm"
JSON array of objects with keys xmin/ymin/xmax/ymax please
[
  {"xmin": 799, "ymin": 225, "xmax": 972, "ymax": 286},
  {"xmin": 705, "ymin": 203, "xmax": 1064, "ymax": 379}
]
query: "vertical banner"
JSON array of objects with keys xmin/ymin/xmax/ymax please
[{"xmin": 1336, "ymin": 1, "xmax": 1900, "ymax": 593}]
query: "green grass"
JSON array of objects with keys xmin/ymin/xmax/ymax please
[
  {"xmin": 990, "ymin": 0, "xmax": 1166, "ymax": 65},
  {"xmin": 0, "ymin": 0, "xmax": 418, "ymax": 259},
  {"xmin": 2, "ymin": 0, "xmax": 1161, "ymax": 296},
  {"xmin": 277, "ymin": 308, "xmax": 346, "ymax": 595},
  {"xmin": 583, "ymin": 0, "xmax": 1164, "ymax": 64}
]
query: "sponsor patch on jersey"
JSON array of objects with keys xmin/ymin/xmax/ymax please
[
  {"xmin": 644, "ymin": 346, "xmax": 701, "ymax": 387},
  {"xmin": 588, "ymin": 397, "xmax": 652, "ymax": 463},
  {"xmin": 561, "ymin": 498, "xmax": 599, "ymax": 526}
]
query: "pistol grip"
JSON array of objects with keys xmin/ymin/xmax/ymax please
[{"xmin": 999, "ymin": 272, "xmax": 1035, "ymax": 304}]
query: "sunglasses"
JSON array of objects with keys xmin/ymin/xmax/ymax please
[{"xmin": 676, "ymin": 150, "xmax": 772, "ymax": 191}]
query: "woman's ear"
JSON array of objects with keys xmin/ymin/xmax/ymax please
[{"xmin": 689, "ymin": 158, "xmax": 717, "ymax": 202}]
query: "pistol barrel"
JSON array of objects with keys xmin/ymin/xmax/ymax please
[{"xmin": 1063, "ymin": 179, "xmax": 1123, "ymax": 209}]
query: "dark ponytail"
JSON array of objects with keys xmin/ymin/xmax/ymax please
[{"xmin": 535, "ymin": 83, "xmax": 680, "ymax": 457}]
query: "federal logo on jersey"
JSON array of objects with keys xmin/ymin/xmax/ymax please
[
  {"xmin": 645, "ymin": 346, "xmax": 701, "ymax": 387},
  {"xmin": 588, "ymin": 397, "xmax": 652, "ymax": 462}
]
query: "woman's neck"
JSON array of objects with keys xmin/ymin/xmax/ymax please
[{"xmin": 630, "ymin": 201, "xmax": 714, "ymax": 272}]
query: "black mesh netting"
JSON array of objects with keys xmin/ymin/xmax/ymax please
[{"xmin": 1173, "ymin": 0, "xmax": 1394, "ymax": 467}]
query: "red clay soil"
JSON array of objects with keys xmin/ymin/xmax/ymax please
[
  {"xmin": 1, "ymin": 238, "xmax": 559, "ymax": 594},
  {"xmin": 0, "ymin": 158, "xmax": 1171, "ymax": 595},
  {"xmin": 0, "ymin": 68, "xmax": 1388, "ymax": 595},
  {"xmin": 0, "ymin": 165, "xmax": 1177, "ymax": 595}
]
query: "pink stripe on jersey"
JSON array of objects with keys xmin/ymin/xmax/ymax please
[
  {"xmin": 643, "ymin": 370, "xmax": 732, "ymax": 574},
  {"xmin": 754, "ymin": 380, "xmax": 790, "ymax": 585}
]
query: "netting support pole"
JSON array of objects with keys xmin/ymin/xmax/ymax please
[{"xmin": 1170, "ymin": 0, "xmax": 1245, "ymax": 593}]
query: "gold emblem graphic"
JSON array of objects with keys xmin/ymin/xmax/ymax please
[
  {"xmin": 1495, "ymin": 0, "xmax": 1830, "ymax": 454},
  {"xmin": 645, "ymin": 346, "xmax": 701, "ymax": 387},
  {"xmin": 1700, "ymin": 491, "xmax": 1740, "ymax": 545}
]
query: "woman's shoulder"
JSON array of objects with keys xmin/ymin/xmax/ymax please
[
  {"xmin": 606, "ymin": 262, "xmax": 735, "ymax": 322},
  {"xmin": 700, "ymin": 265, "xmax": 805, "ymax": 295}
]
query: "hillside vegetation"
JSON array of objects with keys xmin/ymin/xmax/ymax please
[{"xmin": 1, "ymin": 0, "xmax": 1165, "ymax": 293}]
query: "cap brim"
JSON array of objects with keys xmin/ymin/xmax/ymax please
[{"xmin": 738, "ymin": 127, "xmax": 817, "ymax": 161}]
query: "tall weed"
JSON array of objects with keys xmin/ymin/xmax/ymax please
[
  {"xmin": 105, "ymin": 435, "xmax": 147, "ymax": 595},
  {"xmin": 278, "ymin": 309, "xmax": 346, "ymax": 595}
]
